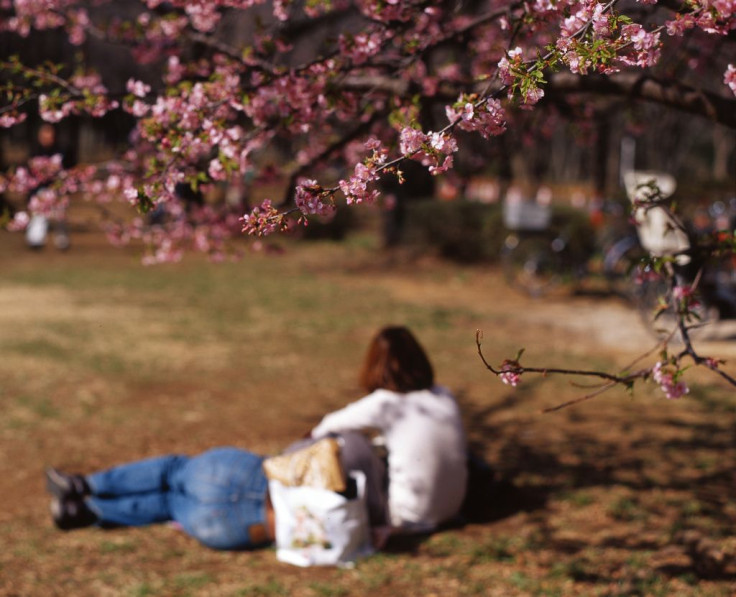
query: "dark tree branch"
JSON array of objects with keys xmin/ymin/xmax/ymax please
[{"xmin": 545, "ymin": 72, "xmax": 736, "ymax": 130}]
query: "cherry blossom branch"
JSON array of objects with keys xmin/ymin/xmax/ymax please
[
  {"xmin": 245, "ymin": 0, "xmax": 713, "ymax": 234},
  {"xmin": 476, "ymin": 313, "xmax": 735, "ymax": 413},
  {"xmin": 2, "ymin": 0, "xmax": 734, "ymax": 264},
  {"xmin": 674, "ymin": 305, "xmax": 736, "ymax": 387},
  {"xmin": 475, "ymin": 329, "xmax": 646, "ymax": 387}
]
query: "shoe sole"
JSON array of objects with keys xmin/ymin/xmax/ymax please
[{"xmin": 45, "ymin": 468, "xmax": 75, "ymax": 499}]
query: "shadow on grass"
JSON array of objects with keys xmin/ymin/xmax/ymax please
[
  {"xmin": 458, "ymin": 375, "xmax": 736, "ymax": 502},
  {"xmin": 443, "ymin": 381, "xmax": 736, "ymax": 581}
]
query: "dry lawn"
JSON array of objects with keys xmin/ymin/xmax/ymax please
[{"xmin": 1, "ymin": 220, "xmax": 736, "ymax": 597}]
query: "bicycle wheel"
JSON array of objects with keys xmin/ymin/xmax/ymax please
[
  {"xmin": 602, "ymin": 234, "xmax": 646, "ymax": 301},
  {"xmin": 501, "ymin": 234, "xmax": 564, "ymax": 297},
  {"xmin": 635, "ymin": 270, "xmax": 716, "ymax": 342},
  {"xmin": 635, "ymin": 272, "xmax": 670, "ymax": 338}
]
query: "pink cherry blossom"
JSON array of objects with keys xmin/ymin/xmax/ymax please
[
  {"xmin": 672, "ymin": 285, "xmax": 694, "ymax": 301},
  {"xmin": 126, "ymin": 79, "xmax": 152, "ymax": 98},
  {"xmin": 123, "ymin": 187, "xmax": 139, "ymax": 204},
  {"xmin": 499, "ymin": 363, "xmax": 521, "ymax": 387},
  {"xmin": 240, "ymin": 200, "xmax": 284, "ymax": 236},
  {"xmin": 652, "ymin": 361, "xmax": 689, "ymax": 399},
  {"xmin": 0, "ymin": 112, "xmax": 27, "ymax": 128},
  {"xmin": 6, "ymin": 211, "xmax": 30, "ymax": 231},
  {"xmin": 672, "ymin": 284, "xmax": 700, "ymax": 311},
  {"xmin": 620, "ymin": 24, "xmax": 661, "ymax": 68},
  {"xmin": 295, "ymin": 179, "xmax": 335, "ymax": 216},
  {"xmin": 725, "ymin": 64, "xmax": 736, "ymax": 96},
  {"xmin": 339, "ymin": 162, "xmax": 380, "ymax": 205},
  {"xmin": 446, "ymin": 98, "xmax": 507, "ymax": 138},
  {"xmin": 705, "ymin": 358, "xmax": 721, "ymax": 370},
  {"xmin": 399, "ymin": 127, "xmax": 427, "ymax": 156},
  {"xmin": 497, "ymin": 47, "xmax": 522, "ymax": 85}
]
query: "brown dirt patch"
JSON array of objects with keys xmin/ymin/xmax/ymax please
[{"xmin": 1, "ymin": 225, "xmax": 736, "ymax": 596}]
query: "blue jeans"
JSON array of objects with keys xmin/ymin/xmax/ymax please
[{"xmin": 85, "ymin": 447, "xmax": 269, "ymax": 550}]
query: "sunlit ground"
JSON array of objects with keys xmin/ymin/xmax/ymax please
[{"xmin": 1, "ymin": 221, "xmax": 735, "ymax": 596}]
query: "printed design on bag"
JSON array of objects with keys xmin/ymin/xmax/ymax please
[{"xmin": 291, "ymin": 506, "xmax": 331, "ymax": 550}]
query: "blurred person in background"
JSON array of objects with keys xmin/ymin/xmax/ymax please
[{"xmin": 26, "ymin": 123, "xmax": 73, "ymax": 251}]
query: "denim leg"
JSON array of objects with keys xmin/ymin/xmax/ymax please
[
  {"xmin": 86, "ymin": 454, "xmax": 189, "ymax": 497},
  {"xmin": 168, "ymin": 448, "xmax": 269, "ymax": 550},
  {"xmin": 87, "ymin": 493, "xmax": 172, "ymax": 527}
]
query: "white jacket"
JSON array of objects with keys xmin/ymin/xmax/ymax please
[{"xmin": 312, "ymin": 386, "xmax": 467, "ymax": 531}]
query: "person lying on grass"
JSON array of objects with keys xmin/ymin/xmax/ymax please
[{"xmin": 46, "ymin": 326, "xmax": 468, "ymax": 551}]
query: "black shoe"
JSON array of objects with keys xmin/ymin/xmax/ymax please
[
  {"xmin": 46, "ymin": 468, "xmax": 90, "ymax": 499},
  {"xmin": 50, "ymin": 496, "xmax": 98, "ymax": 531}
]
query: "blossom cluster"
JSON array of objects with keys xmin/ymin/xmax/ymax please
[
  {"xmin": 445, "ymin": 97, "xmax": 507, "ymax": 139},
  {"xmin": 338, "ymin": 30, "xmax": 387, "ymax": 66},
  {"xmin": 672, "ymin": 284, "xmax": 700, "ymax": 314},
  {"xmin": 1, "ymin": 1, "xmax": 87, "ymax": 43},
  {"xmin": 336, "ymin": 137, "xmax": 388, "ymax": 205},
  {"xmin": 651, "ymin": 361, "xmax": 689, "ymax": 400},
  {"xmin": 619, "ymin": 24, "xmax": 661, "ymax": 68},
  {"xmin": 665, "ymin": 0, "xmax": 736, "ymax": 37},
  {"xmin": 356, "ymin": 0, "xmax": 413, "ymax": 23},
  {"xmin": 98, "ymin": 200, "xmax": 243, "ymax": 265},
  {"xmin": 0, "ymin": 58, "xmax": 118, "ymax": 128},
  {"xmin": 295, "ymin": 179, "xmax": 335, "ymax": 216},
  {"xmin": 726, "ymin": 65, "xmax": 736, "ymax": 96},
  {"xmin": 553, "ymin": 2, "xmax": 663, "ymax": 76},
  {"xmin": 0, "ymin": 110, "xmax": 27, "ymax": 128},
  {"xmin": 6, "ymin": 154, "xmax": 64, "ymax": 195},
  {"xmin": 398, "ymin": 127, "xmax": 458, "ymax": 175},
  {"xmin": 138, "ymin": 0, "xmax": 290, "ymax": 32},
  {"xmin": 339, "ymin": 162, "xmax": 381, "ymax": 205},
  {"xmin": 244, "ymin": 69, "xmax": 329, "ymax": 135},
  {"xmin": 240, "ymin": 199, "xmax": 285, "ymax": 236},
  {"xmin": 497, "ymin": 47, "xmax": 545, "ymax": 107},
  {"xmin": 499, "ymin": 363, "xmax": 522, "ymax": 387}
]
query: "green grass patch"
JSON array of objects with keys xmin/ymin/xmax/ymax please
[
  {"xmin": 608, "ymin": 496, "xmax": 649, "ymax": 522},
  {"xmin": 234, "ymin": 579, "xmax": 289, "ymax": 596},
  {"xmin": 468, "ymin": 536, "xmax": 515, "ymax": 564}
]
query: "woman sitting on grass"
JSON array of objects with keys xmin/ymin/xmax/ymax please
[
  {"xmin": 310, "ymin": 325, "xmax": 468, "ymax": 533},
  {"xmin": 46, "ymin": 326, "xmax": 468, "ymax": 550}
]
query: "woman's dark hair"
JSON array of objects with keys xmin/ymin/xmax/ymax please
[{"xmin": 359, "ymin": 326, "xmax": 434, "ymax": 393}]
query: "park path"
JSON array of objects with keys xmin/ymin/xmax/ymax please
[{"xmin": 336, "ymin": 252, "xmax": 736, "ymax": 370}]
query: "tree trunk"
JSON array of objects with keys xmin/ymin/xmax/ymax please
[{"xmin": 712, "ymin": 126, "xmax": 735, "ymax": 183}]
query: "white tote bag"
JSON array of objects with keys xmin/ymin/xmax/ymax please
[{"xmin": 269, "ymin": 471, "xmax": 374, "ymax": 567}]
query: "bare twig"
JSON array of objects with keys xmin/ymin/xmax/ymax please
[{"xmin": 542, "ymin": 382, "xmax": 618, "ymax": 413}]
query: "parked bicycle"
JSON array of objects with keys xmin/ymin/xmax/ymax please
[
  {"xmin": 500, "ymin": 198, "xmax": 644, "ymax": 299},
  {"xmin": 625, "ymin": 171, "xmax": 736, "ymax": 338}
]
